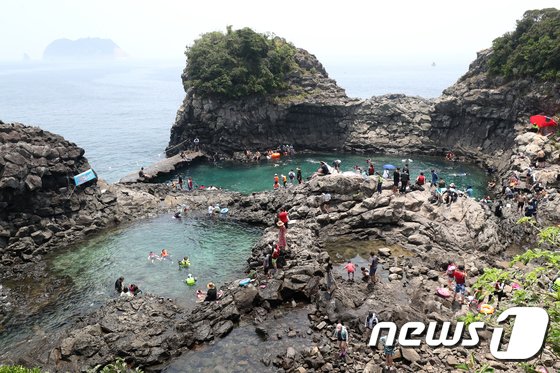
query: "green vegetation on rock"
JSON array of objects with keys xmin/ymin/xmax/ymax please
[
  {"xmin": 460, "ymin": 222, "xmax": 560, "ymax": 370},
  {"xmin": 488, "ymin": 8, "xmax": 560, "ymax": 81},
  {"xmin": 184, "ymin": 26, "xmax": 297, "ymax": 98},
  {"xmin": 0, "ymin": 366, "xmax": 43, "ymax": 373}
]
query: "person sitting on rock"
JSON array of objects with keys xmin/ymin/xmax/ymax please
[
  {"xmin": 415, "ymin": 172, "xmax": 426, "ymax": 186},
  {"xmin": 316, "ymin": 161, "xmax": 330, "ymax": 176},
  {"xmin": 120, "ymin": 286, "xmax": 133, "ymax": 298},
  {"xmin": 115, "ymin": 276, "xmax": 125, "ymax": 293},
  {"xmin": 129, "ymin": 284, "xmax": 142, "ymax": 296},
  {"xmin": 360, "ymin": 266, "xmax": 369, "ymax": 282},
  {"xmin": 204, "ymin": 282, "xmax": 217, "ymax": 302},
  {"xmin": 138, "ymin": 167, "xmax": 152, "ymax": 181}
]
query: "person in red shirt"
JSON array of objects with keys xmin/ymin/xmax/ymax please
[
  {"xmin": 452, "ymin": 264, "xmax": 467, "ymax": 304},
  {"xmin": 278, "ymin": 208, "xmax": 289, "ymax": 229},
  {"xmin": 344, "ymin": 260, "xmax": 356, "ymax": 281},
  {"xmin": 416, "ymin": 172, "xmax": 426, "ymax": 186}
]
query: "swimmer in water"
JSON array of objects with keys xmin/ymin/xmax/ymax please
[
  {"xmin": 148, "ymin": 251, "xmax": 159, "ymax": 262},
  {"xmin": 161, "ymin": 249, "xmax": 169, "ymax": 259}
]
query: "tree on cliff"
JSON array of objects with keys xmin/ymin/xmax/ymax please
[
  {"xmin": 488, "ymin": 8, "xmax": 560, "ymax": 81},
  {"xmin": 184, "ymin": 26, "xmax": 297, "ymax": 98}
]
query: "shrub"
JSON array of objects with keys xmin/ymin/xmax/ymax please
[
  {"xmin": 184, "ymin": 26, "xmax": 297, "ymax": 98},
  {"xmin": 488, "ymin": 8, "xmax": 560, "ymax": 81}
]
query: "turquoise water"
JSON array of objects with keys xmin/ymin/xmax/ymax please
[
  {"xmin": 51, "ymin": 215, "xmax": 261, "ymax": 305},
  {"xmin": 177, "ymin": 153, "xmax": 488, "ymax": 198},
  {"xmin": 0, "ymin": 216, "xmax": 260, "ymax": 350}
]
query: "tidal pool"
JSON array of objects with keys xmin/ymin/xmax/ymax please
[
  {"xmin": 174, "ymin": 153, "xmax": 489, "ymax": 198},
  {"xmin": 164, "ymin": 307, "xmax": 313, "ymax": 373},
  {"xmin": 0, "ymin": 215, "xmax": 261, "ymax": 351}
]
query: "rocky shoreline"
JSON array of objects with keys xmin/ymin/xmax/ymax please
[
  {"xmin": 2, "ymin": 168, "xmax": 559, "ymax": 372},
  {"xmin": 2, "ymin": 29, "xmax": 560, "ymax": 373}
]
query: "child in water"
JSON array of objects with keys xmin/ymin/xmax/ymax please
[{"xmin": 148, "ymin": 251, "xmax": 159, "ymax": 262}]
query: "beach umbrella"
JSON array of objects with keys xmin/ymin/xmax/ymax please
[
  {"xmin": 530, "ymin": 115, "xmax": 558, "ymax": 128},
  {"xmin": 383, "ymin": 164, "xmax": 396, "ymax": 170}
]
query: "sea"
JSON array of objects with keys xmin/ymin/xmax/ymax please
[{"xmin": 0, "ymin": 59, "xmax": 469, "ymax": 183}]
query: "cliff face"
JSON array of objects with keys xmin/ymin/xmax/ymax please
[
  {"xmin": 168, "ymin": 46, "xmax": 560, "ymax": 168},
  {"xmin": 167, "ymin": 49, "xmax": 356, "ymax": 155},
  {"xmin": 430, "ymin": 49, "xmax": 560, "ymax": 168},
  {"xmin": 0, "ymin": 123, "xmax": 118, "ymax": 267}
]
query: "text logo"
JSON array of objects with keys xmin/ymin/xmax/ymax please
[{"xmin": 368, "ymin": 307, "xmax": 549, "ymax": 360}]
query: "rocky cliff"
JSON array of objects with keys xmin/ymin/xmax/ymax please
[
  {"xmin": 168, "ymin": 43, "xmax": 560, "ymax": 171},
  {"xmin": 430, "ymin": 49, "xmax": 560, "ymax": 168},
  {"xmin": 167, "ymin": 49, "xmax": 357, "ymax": 155},
  {"xmin": 0, "ymin": 123, "xmax": 120, "ymax": 267}
]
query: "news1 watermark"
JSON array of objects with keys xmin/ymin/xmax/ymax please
[{"xmin": 368, "ymin": 307, "xmax": 549, "ymax": 360}]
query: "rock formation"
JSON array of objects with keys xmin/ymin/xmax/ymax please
[
  {"xmin": 8, "ymin": 174, "xmax": 558, "ymax": 372},
  {"xmin": 168, "ymin": 43, "xmax": 560, "ymax": 174},
  {"xmin": 43, "ymin": 37, "xmax": 127, "ymax": 60}
]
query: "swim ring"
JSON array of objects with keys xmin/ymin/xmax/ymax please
[
  {"xmin": 436, "ymin": 287, "xmax": 451, "ymax": 298},
  {"xmin": 271, "ymin": 153, "xmax": 281, "ymax": 159},
  {"xmin": 179, "ymin": 259, "xmax": 191, "ymax": 268},
  {"xmin": 479, "ymin": 304, "xmax": 495, "ymax": 315}
]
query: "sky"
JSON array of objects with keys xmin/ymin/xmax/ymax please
[{"xmin": 0, "ymin": 1, "xmax": 559, "ymax": 66}]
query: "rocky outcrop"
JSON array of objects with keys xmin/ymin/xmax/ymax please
[
  {"xmin": 0, "ymin": 123, "xmax": 120, "ymax": 268},
  {"xmin": 8, "ymin": 172, "xmax": 551, "ymax": 372},
  {"xmin": 167, "ymin": 49, "xmax": 357, "ymax": 156},
  {"xmin": 430, "ymin": 49, "xmax": 560, "ymax": 169},
  {"xmin": 168, "ymin": 43, "xmax": 559, "ymax": 172}
]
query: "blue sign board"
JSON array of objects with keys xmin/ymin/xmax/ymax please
[{"xmin": 74, "ymin": 169, "xmax": 97, "ymax": 186}]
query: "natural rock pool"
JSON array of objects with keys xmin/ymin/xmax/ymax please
[
  {"xmin": 176, "ymin": 153, "xmax": 489, "ymax": 198},
  {"xmin": 0, "ymin": 215, "xmax": 261, "ymax": 352},
  {"xmin": 163, "ymin": 307, "xmax": 313, "ymax": 373}
]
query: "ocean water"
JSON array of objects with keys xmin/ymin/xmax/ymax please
[{"xmin": 0, "ymin": 60, "xmax": 468, "ymax": 182}]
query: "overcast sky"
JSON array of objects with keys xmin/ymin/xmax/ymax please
[{"xmin": 1, "ymin": 1, "xmax": 558, "ymax": 65}]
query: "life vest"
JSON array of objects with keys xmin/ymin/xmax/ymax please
[{"xmin": 274, "ymin": 175, "xmax": 279, "ymax": 183}]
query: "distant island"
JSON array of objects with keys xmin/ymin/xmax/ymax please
[{"xmin": 43, "ymin": 37, "xmax": 127, "ymax": 60}]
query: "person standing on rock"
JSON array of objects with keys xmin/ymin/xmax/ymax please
[
  {"xmin": 445, "ymin": 260, "xmax": 457, "ymax": 289},
  {"xmin": 325, "ymin": 259, "xmax": 336, "ymax": 295},
  {"xmin": 452, "ymin": 264, "xmax": 467, "ymax": 304},
  {"xmin": 392, "ymin": 168, "xmax": 400, "ymax": 194},
  {"xmin": 115, "ymin": 276, "xmax": 125, "ymax": 293},
  {"xmin": 178, "ymin": 176, "xmax": 183, "ymax": 190},
  {"xmin": 333, "ymin": 323, "xmax": 349, "ymax": 359},
  {"xmin": 296, "ymin": 168, "xmax": 303, "ymax": 184},
  {"xmin": 376, "ymin": 172, "xmax": 383, "ymax": 194},
  {"xmin": 344, "ymin": 260, "xmax": 356, "ymax": 281},
  {"xmin": 399, "ymin": 171, "xmax": 409, "ymax": 195},
  {"xmin": 277, "ymin": 221, "xmax": 287, "ymax": 249},
  {"xmin": 193, "ymin": 137, "xmax": 200, "ymax": 151},
  {"xmin": 380, "ymin": 335, "xmax": 397, "ymax": 370},
  {"xmin": 278, "ymin": 208, "xmax": 289, "ymax": 229},
  {"xmin": 369, "ymin": 252, "xmax": 379, "ymax": 283},
  {"xmin": 430, "ymin": 169, "xmax": 439, "ymax": 188}
]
